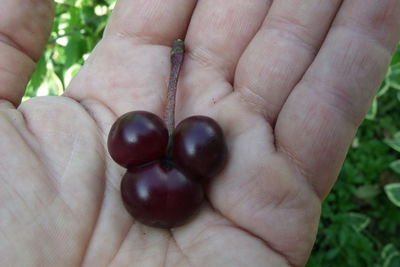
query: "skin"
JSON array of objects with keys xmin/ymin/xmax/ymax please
[{"xmin": 0, "ymin": 0, "xmax": 399, "ymax": 266}]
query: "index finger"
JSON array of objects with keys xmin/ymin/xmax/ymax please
[{"xmin": 0, "ymin": 0, "xmax": 53, "ymax": 106}]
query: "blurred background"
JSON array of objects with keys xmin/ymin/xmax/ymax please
[{"xmin": 28, "ymin": 1, "xmax": 400, "ymax": 266}]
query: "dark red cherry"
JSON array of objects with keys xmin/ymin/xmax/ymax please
[
  {"xmin": 120, "ymin": 160, "xmax": 204, "ymax": 228},
  {"xmin": 173, "ymin": 116, "xmax": 227, "ymax": 179},
  {"xmin": 107, "ymin": 111, "xmax": 168, "ymax": 168}
]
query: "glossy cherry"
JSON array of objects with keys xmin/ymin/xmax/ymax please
[
  {"xmin": 173, "ymin": 116, "xmax": 228, "ymax": 179},
  {"xmin": 107, "ymin": 111, "xmax": 168, "ymax": 168},
  {"xmin": 120, "ymin": 160, "xmax": 204, "ymax": 228},
  {"xmin": 107, "ymin": 40, "xmax": 228, "ymax": 229}
]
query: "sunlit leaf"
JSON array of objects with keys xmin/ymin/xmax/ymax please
[
  {"xmin": 36, "ymin": 68, "xmax": 64, "ymax": 96},
  {"xmin": 21, "ymin": 96, "xmax": 31, "ymax": 103},
  {"xmin": 104, "ymin": 0, "xmax": 117, "ymax": 7},
  {"xmin": 384, "ymin": 183, "xmax": 400, "ymax": 208},
  {"xmin": 94, "ymin": 5, "xmax": 108, "ymax": 16},
  {"xmin": 383, "ymin": 253, "xmax": 400, "ymax": 267},
  {"xmin": 377, "ymin": 80, "xmax": 390, "ymax": 97},
  {"xmin": 382, "ymin": 244, "xmax": 399, "ymax": 260},
  {"xmin": 64, "ymin": 64, "xmax": 82, "ymax": 87},
  {"xmin": 390, "ymin": 160, "xmax": 400, "ymax": 175},
  {"xmin": 384, "ymin": 137, "xmax": 400, "ymax": 153}
]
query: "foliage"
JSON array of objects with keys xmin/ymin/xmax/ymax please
[
  {"xmin": 24, "ymin": 1, "xmax": 400, "ymax": 266},
  {"xmin": 24, "ymin": 0, "xmax": 116, "ymax": 100}
]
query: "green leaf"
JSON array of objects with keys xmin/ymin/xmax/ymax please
[
  {"xmin": 391, "ymin": 52, "xmax": 400, "ymax": 66},
  {"xmin": 64, "ymin": 34, "xmax": 81, "ymax": 68},
  {"xmin": 30, "ymin": 56, "xmax": 47, "ymax": 89},
  {"xmin": 325, "ymin": 248, "xmax": 340, "ymax": 260},
  {"xmin": 366, "ymin": 97, "xmax": 378, "ymax": 120},
  {"xmin": 81, "ymin": 6, "xmax": 97, "ymax": 24},
  {"xmin": 25, "ymin": 56, "xmax": 47, "ymax": 97},
  {"xmin": 390, "ymin": 160, "xmax": 400, "ymax": 175},
  {"xmin": 382, "ymin": 244, "xmax": 399, "ymax": 260},
  {"xmin": 346, "ymin": 212, "xmax": 371, "ymax": 232},
  {"xmin": 353, "ymin": 184, "xmax": 381, "ymax": 200},
  {"xmin": 36, "ymin": 68, "xmax": 64, "ymax": 96},
  {"xmin": 64, "ymin": 64, "xmax": 82, "ymax": 87},
  {"xmin": 69, "ymin": 6, "xmax": 81, "ymax": 26},
  {"xmin": 384, "ymin": 183, "xmax": 400, "ymax": 208},
  {"xmin": 94, "ymin": 20, "xmax": 107, "ymax": 39},
  {"xmin": 387, "ymin": 63, "xmax": 400, "ymax": 90},
  {"xmin": 390, "ymin": 43, "xmax": 400, "ymax": 65},
  {"xmin": 377, "ymin": 81, "xmax": 391, "ymax": 97},
  {"xmin": 385, "ymin": 137, "xmax": 400, "ymax": 153},
  {"xmin": 384, "ymin": 253, "xmax": 400, "ymax": 267},
  {"xmin": 104, "ymin": 0, "xmax": 117, "ymax": 6}
]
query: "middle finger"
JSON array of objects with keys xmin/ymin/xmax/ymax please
[
  {"xmin": 177, "ymin": 0, "xmax": 271, "ymax": 120},
  {"xmin": 235, "ymin": 0, "xmax": 343, "ymax": 124}
]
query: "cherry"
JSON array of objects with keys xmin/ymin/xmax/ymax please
[
  {"xmin": 107, "ymin": 111, "xmax": 168, "ymax": 168},
  {"xmin": 173, "ymin": 116, "xmax": 227, "ymax": 179},
  {"xmin": 107, "ymin": 40, "xmax": 228, "ymax": 228},
  {"xmin": 121, "ymin": 160, "xmax": 204, "ymax": 228}
]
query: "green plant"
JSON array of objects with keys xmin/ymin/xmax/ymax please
[{"xmin": 25, "ymin": 0, "xmax": 116, "ymax": 100}]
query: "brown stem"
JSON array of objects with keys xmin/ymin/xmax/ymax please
[{"xmin": 165, "ymin": 39, "xmax": 184, "ymax": 152}]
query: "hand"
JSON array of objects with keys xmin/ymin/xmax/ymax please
[{"xmin": 1, "ymin": 0, "xmax": 399, "ymax": 266}]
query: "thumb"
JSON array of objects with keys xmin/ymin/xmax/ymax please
[{"xmin": 0, "ymin": 0, "xmax": 53, "ymax": 106}]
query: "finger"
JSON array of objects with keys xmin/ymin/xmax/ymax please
[
  {"xmin": 0, "ymin": 0, "xmax": 53, "ymax": 106},
  {"xmin": 104, "ymin": 0, "xmax": 197, "ymax": 45},
  {"xmin": 66, "ymin": 0, "xmax": 198, "ymax": 117},
  {"xmin": 235, "ymin": 0, "xmax": 342, "ymax": 124},
  {"xmin": 176, "ymin": 0, "xmax": 271, "ymax": 119},
  {"xmin": 275, "ymin": 0, "xmax": 400, "ymax": 199}
]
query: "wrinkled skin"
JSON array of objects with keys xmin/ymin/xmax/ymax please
[{"xmin": 0, "ymin": 0, "xmax": 399, "ymax": 266}]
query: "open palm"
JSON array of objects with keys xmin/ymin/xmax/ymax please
[{"xmin": 1, "ymin": 0, "xmax": 399, "ymax": 266}]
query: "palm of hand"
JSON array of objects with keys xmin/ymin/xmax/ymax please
[
  {"xmin": 1, "ymin": 40, "xmax": 316, "ymax": 267},
  {"xmin": 1, "ymin": 1, "xmax": 399, "ymax": 267}
]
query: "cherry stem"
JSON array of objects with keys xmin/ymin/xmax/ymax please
[{"xmin": 165, "ymin": 39, "xmax": 184, "ymax": 153}]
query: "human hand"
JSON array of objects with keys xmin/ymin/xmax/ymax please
[{"xmin": 1, "ymin": 0, "xmax": 399, "ymax": 266}]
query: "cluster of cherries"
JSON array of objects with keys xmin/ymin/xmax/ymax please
[{"xmin": 107, "ymin": 40, "xmax": 227, "ymax": 228}]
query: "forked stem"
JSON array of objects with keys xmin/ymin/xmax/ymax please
[{"xmin": 165, "ymin": 39, "xmax": 184, "ymax": 152}]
